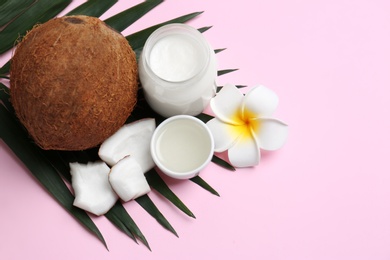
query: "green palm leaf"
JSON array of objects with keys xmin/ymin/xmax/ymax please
[
  {"xmin": 0, "ymin": 0, "xmax": 35, "ymax": 27},
  {"xmin": 105, "ymin": 202, "xmax": 151, "ymax": 250},
  {"xmin": 104, "ymin": 0, "xmax": 163, "ymax": 32},
  {"xmin": 0, "ymin": 0, "xmax": 231, "ymax": 250},
  {"xmin": 105, "ymin": 205, "xmax": 137, "ymax": 244},
  {"xmin": 0, "ymin": 104, "xmax": 107, "ymax": 249},
  {"xmin": 0, "ymin": 83, "xmax": 12, "ymax": 110},
  {"xmin": 145, "ymin": 168, "xmax": 195, "ymax": 218},
  {"xmin": 218, "ymin": 68, "xmax": 239, "ymax": 76},
  {"xmin": 196, "ymin": 113, "xmax": 214, "ymax": 123},
  {"xmin": 127, "ymin": 11, "xmax": 203, "ymax": 51},
  {"xmin": 217, "ymin": 85, "xmax": 246, "ymax": 93},
  {"xmin": 44, "ymin": 150, "xmax": 74, "ymax": 181},
  {"xmin": 190, "ymin": 176, "xmax": 220, "ymax": 196},
  {"xmin": 43, "ymin": 149, "xmax": 151, "ymax": 249},
  {"xmin": 215, "ymin": 48, "xmax": 226, "ymax": 54},
  {"xmin": 0, "ymin": 0, "xmax": 72, "ymax": 54},
  {"xmin": 1, "ymin": 83, "xmax": 152, "ymax": 250},
  {"xmin": 66, "ymin": 0, "xmax": 117, "ymax": 17},
  {"xmin": 212, "ymin": 155, "xmax": 236, "ymax": 171},
  {"xmin": 0, "ymin": 60, "xmax": 10, "ymax": 78},
  {"xmin": 198, "ymin": 26, "xmax": 212, "ymax": 33},
  {"xmin": 136, "ymin": 195, "xmax": 178, "ymax": 237}
]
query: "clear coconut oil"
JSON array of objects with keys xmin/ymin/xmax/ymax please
[
  {"xmin": 151, "ymin": 115, "xmax": 214, "ymax": 179},
  {"xmin": 156, "ymin": 119, "xmax": 211, "ymax": 173},
  {"xmin": 138, "ymin": 24, "xmax": 217, "ymax": 117}
]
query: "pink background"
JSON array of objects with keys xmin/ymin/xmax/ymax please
[{"xmin": 1, "ymin": 0, "xmax": 390, "ymax": 259}]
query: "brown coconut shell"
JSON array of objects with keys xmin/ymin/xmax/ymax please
[{"xmin": 10, "ymin": 15, "xmax": 138, "ymax": 151}]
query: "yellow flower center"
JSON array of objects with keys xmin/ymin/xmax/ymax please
[{"xmin": 230, "ymin": 108, "xmax": 261, "ymax": 141}]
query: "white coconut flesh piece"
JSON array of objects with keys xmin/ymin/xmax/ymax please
[
  {"xmin": 70, "ymin": 161, "xmax": 118, "ymax": 216},
  {"xmin": 109, "ymin": 156, "xmax": 151, "ymax": 202},
  {"xmin": 98, "ymin": 118, "xmax": 156, "ymax": 172}
]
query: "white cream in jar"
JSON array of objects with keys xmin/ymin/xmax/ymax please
[{"xmin": 138, "ymin": 24, "xmax": 217, "ymax": 117}]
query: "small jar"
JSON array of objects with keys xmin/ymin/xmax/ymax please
[{"xmin": 138, "ymin": 23, "xmax": 217, "ymax": 117}]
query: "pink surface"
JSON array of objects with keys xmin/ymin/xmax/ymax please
[{"xmin": 1, "ymin": 0, "xmax": 390, "ymax": 259}]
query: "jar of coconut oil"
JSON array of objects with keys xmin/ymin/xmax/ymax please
[{"xmin": 138, "ymin": 24, "xmax": 217, "ymax": 117}]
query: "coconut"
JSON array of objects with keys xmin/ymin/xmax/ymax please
[{"xmin": 10, "ymin": 15, "xmax": 138, "ymax": 150}]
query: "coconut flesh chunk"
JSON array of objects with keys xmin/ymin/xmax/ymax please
[
  {"xmin": 98, "ymin": 118, "xmax": 156, "ymax": 172},
  {"xmin": 70, "ymin": 161, "xmax": 118, "ymax": 216},
  {"xmin": 109, "ymin": 156, "xmax": 151, "ymax": 202}
]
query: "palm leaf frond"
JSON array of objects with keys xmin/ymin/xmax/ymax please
[
  {"xmin": 0, "ymin": 0, "xmax": 72, "ymax": 54},
  {"xmin": 214, "ymin": 48, "xmax": 226, "ymax": 54},
  {"xmin": 127, "ymin": 11, "xmax": 203, "ymax": 52},
  {"xmin": 212, "ymin": 155, "xmax": 236, "ymax": 171},
  {"xmin": 0, "ymin": 60, "xmax": 10, "ymax": 77},
  {"xmin": 66, "ymin": 0, "xmax": 117, "ymax": 17},
  {"xmin": 136, "ymin": 194, "xmax": 178, "ymax": 237},
  {"xmin": 0, "ymin": 0, "xmax": 35, "ymax": 27},
  {"xmin": 104, "ymin": 0, "xmax": 163, "ymax": 32},
  {"xmin": 145, "ymin": 169, "xmax": 195, "ymax": 218},
  {"xmin": 217, "ymin": 84, "xmax": 247, "ymax": 92},
  {"xmin": 105, "ymin": 202, "xmax": 150, "ymax": 250},
  {"xmin": 218, "ymin": 68, "xmax": 239, "ymax": 76},
  {"xmin": 42, "ymin": 148, "xmax": 150, "ymax": 249},
  {"xmin": 0, "ymin": 104, "xmax": 107, "ymax": 249},
  {"xmin": 190, "ymin": 176, "xmax": 220, "ymax": 196},
  {"xmin": 198, "ymin": 26, "xmax": 212, "ymax": 33},
  {"xmin": 0, "ymin": 0, "xmax": 231, "ymax": 250}
]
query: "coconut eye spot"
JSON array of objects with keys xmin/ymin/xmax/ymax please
[{"xmin": 64, "ymin": 17, "xmax": 85, "ymax": 24}]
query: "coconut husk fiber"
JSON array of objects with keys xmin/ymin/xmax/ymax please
[{"xmin": 10, "ymin": 15, "xmax": 138, "ymax": 151}]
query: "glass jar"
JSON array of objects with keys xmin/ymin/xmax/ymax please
[{"xmin": 138, "ymin": 23, "xmax": 217, "ymax": 118}]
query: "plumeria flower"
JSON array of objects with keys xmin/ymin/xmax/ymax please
[{"xmin": 206, "ymin": 84, "xmax": 288, "ymax": 167}]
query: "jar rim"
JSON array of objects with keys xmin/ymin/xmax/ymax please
[{"xmin": 142, "ymin": 23, "xmax": 211, "ymax": 86}]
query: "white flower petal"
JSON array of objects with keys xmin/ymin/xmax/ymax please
[
  {"xmin": 210, "ymin": 83, "xmax": 244, "ymax": 124},
  {"xmin": 251, "ymin": 118, "xmax": 288, "ymax": 151},
  {"xmin": 243, "ymin": 85, "xmax": 279, "ymax": 117},
  {"xmin": 228, "ymin": 135, "xmax": 260, "ymax": 167},
  {"xmin": 206, "ymin": 118, "xmax": 241, "ymax": 152}
]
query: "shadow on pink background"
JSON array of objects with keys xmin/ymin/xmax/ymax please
[{"xmin": 1, "ymin": 0, "xmax": 390, "ymax": 259}]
